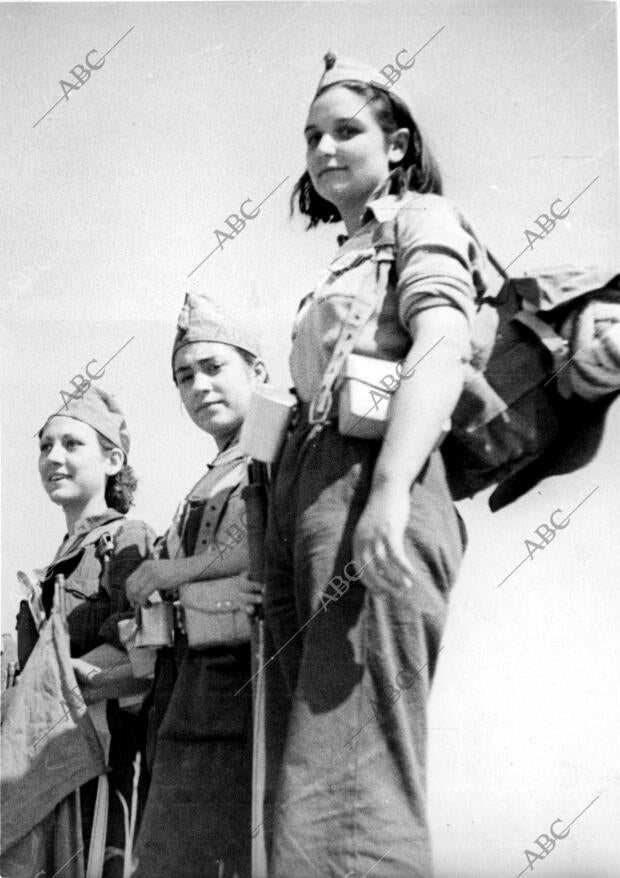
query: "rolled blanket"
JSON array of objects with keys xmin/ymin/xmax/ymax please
[{"xmin": 560, "ymin": 296, "xmax": 620, "ymax": 400}]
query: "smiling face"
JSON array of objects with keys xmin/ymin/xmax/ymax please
[
  {"xmin": 38, "ymin": 417, "xmax": 122, "ymax": 512},
  {"xmin": 173, "ymin": 341, "xmax": 264, "ymax": 447},
  {"xmin": 304, "ymin": 85, "xmax": 409, "ymax": 226}
]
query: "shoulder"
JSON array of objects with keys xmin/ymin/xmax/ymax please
[
  {"xmin": 112, "ymin": 517, "xmax": 157, "ymax": 555},
  {"xmin": 370, "ymin": 190, "xmax": 480, "ymax": 238},
  {"xmin": 391, "ymin": 192, "xmax": 481, "ymax": 240}
]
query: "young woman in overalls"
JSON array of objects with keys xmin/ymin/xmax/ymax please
[
  {"xmin": 263, "ymin": 53, "xmax": 488, "ymax": 877},
  {"xmin": 126, "ymin": 294, "xmax": 267, "ymax": 878},
  {"xmin": 30, "ymin": 389, "xmax": 154, "ymax": 878}
]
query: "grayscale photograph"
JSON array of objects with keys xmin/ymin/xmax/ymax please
[{"xmin": 1, "ymin": 1, "xmax": 619, "ymax": 876}]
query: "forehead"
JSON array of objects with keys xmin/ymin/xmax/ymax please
[
  {"xmin": 40, "ymin": 416, "xmax": 97, "ymax": 441},
  {"xmin": 306, "ymin": 85, "xmax": 376, "ymax": 126},
  {"xmin": 173, "ymin": 341, "xmax": 241, "ymax": 371}
]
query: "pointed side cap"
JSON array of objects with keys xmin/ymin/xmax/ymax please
[
  {"xmin": 171, "ymin": 292, "xmax": 262, "ymax": 378},
  {"xmin": 314, "ymin": 50, "xmax": 414, "ymax": 116}
]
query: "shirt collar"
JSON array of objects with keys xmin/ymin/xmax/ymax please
[
  {"xmin": 207, "ymin": 439, "xmax": 245, "ymax": 469},
  {"xmin": 67, "ymin": 508, "xmax": 124, "ymax": 540},
  {"xmin": 336, "ymin": 172, "xmax": 402, "ymax": 247}
]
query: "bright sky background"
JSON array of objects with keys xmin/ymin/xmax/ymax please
[{"xmin": 1, "ymin": 1, "xmax": 619, "ymax": 875}]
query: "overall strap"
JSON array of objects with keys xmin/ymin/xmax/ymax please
[{"xmin": 308, "ymin": 219, "xmax": 396, "ymax": 424}]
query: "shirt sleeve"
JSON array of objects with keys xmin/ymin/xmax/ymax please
[
  {"xmin": 395, "ymin": 196, "xmax": 487, "ymax": 332},
  {"xmin": 97, "ymin": 519, "xmax": 157, "ymax": 649}
]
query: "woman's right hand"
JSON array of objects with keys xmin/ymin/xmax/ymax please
[{"xmin": 126, "ymin": 559, "xmax": 182, "ymax": 607}]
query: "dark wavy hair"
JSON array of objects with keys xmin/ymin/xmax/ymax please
[
  {"xmin": 291, "ymin": 81, "xmax": 443, "ymax": 228},
  {"xmin": 97, "ymin": 434, "xmax": 137, "ymax": 513}
]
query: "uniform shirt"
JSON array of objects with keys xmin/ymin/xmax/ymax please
[
  {"xmin": 290, "ymin": 189, "xmax": 488, "ymax": 403},
  {"xmin": 40, "ymin": 509, "xmax": 155, "ymax": 657},
  {"xmin": 156, "ymin": 442, "xmax": 248, "ymax": 579}
]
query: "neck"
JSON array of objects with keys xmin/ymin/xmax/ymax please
[
  {"xmin": 63, "ymin": 495, "xmax": 109, "ymax": 534},
  {"xmin": 337, "ymin": 176, "xmax": 392, "ymax": 236},
  {"xmin": 338, "ymin": 199, "xmax": 366, "ymax": 236},
  {"xmin": 214, "ymin": 429, "xmax": 239, "ymax": 454}
]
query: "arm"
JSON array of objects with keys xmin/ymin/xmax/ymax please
[
  {"xmin": 126, "ymin": 548, "xmax": 245, "ymax": 607},
  {"xmin": 126, "ymin": 486, "xmax": 250, "ymax": 607},
  {"xmin": 97, "ymin": 520, "xmax": 157, "ymax": 647},
  {"xmin": 352, "ymin": 305, "xmax": 470, "ymax": 599}
]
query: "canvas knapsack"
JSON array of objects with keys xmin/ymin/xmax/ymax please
[
  {"xmin": 440, "ymin": 259, "xmax": 620, "ymax": 508},
  {"xmin": 365, "ymin": 216, "xmax": 620, "ymax": 509}
]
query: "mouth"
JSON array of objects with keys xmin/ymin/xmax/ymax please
[
  {"xmin": 319, "ymin": 166, "xmax": 347, "ymax": 178},
  {"xmin": 48, "ymin": 473, "xmax": 71, "ymax": 484},
  {"xmin": 195, "ymin": 401, "xmax": 221, "ymax": 414}
]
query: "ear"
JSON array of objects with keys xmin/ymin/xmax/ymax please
[
  {"xmin": 387, "ymin": 127, "xmax": 410, "ymax": 165},
  {"xmin": 250, "ymin": 358, "xmax": 269, "ymax": 384},
  {"xmin": 104, "ymin": 447, "xmax": 124, "ymax": 477}
]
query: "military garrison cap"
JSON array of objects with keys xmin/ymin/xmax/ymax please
[
  {"xmin": 171, "ymin": 292, "xmax": 261, "ymax": 379},
  {"xmin": 314, "ymin": 50, "xmax": 415, "ymax": 116},
  {"xmin": 41, "ymin": 387, "xmax": 131, "ymax": 457}
]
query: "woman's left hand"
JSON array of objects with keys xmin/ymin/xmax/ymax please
[{"xmin": 352, "ymin": 482, "xmax": 416, "ymax": 600}]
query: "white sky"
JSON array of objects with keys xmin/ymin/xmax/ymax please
[{"xmin": 1, "ymin": 1, "xmax": 619, "ymax": 874}]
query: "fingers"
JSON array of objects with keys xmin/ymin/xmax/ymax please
[
  {"xmin": 353, "ymin": 541, "xmax": 416, "ymax": 601},
  {"xmin": 239, "ymin": 584, "xmax": 264, "ymax": 616}
]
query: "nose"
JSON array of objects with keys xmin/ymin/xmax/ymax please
[
  {"xmin": 46, "ymin": 441, "xmax": 65, "ymax": 464},
  {"xmin": 315, "ymin": 132, "xmax": 336, "ymax": 156},
  {"xmin": 192, "ymin": 371, "xmax": 213, "ymax": 394}
]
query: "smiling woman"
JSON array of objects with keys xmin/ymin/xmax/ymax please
[
  {"xmin": 4, "ymin": 387, "xmax": 156, "ymax": 878},
  {"xmin": 262, "ymin": 51, "xmax": 485, "ymax": 878}
]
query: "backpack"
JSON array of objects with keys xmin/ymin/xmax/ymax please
[
  {"xmin": 362, "ymin": 215, "xmax": 620, "ymax": 509},
  {"xmin": 440, "ymin": 258, "xmax": 620, "ymax": 508}
]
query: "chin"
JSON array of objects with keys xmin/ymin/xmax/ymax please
[{"xmin": 46, "ymin": 489, "xmax": 73, "ymax": 507}]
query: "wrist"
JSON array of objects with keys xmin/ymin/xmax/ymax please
[{"xmin": 370, "ymin": 472, "xmax": 409, "ymax": 499}]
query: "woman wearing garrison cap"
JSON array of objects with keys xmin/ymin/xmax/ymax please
[
  {"xmin": 127, "ymin": 293, "xmax": 267, "ymax": 878},
  {"xmin": 15, "ymin": 388, "xmax": 156, "ymax": 878},
  {"xmin": 262, "ymin": 52, "xmax": 488, "ymax": 876}
]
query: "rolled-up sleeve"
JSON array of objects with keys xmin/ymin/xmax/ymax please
[{"xmin": 395, "ymin": 195, "xmax": 487, "ymax": 332}]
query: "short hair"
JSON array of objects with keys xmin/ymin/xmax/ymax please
[{"xmin": 291, "ymin": 81, "xmax": 443, "ymax": 228}]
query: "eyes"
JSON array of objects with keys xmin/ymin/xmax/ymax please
[
  {"xmin": 305, "ymin": 123, "xmax": 361, "ymax": 148},
  {"xmin": 39, "ymin": 438, "xmax": 82, "ymax": 455},
  {"xmin": 177, "ymin": 361, "xmax": 225, "ymax": 386}
]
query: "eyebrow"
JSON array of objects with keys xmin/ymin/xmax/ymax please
[
  {"xmin": 304, "ymin": 117, "xmax": 362, "ymax": 134},
  {"xmin": 174, "ymin": 356, "xmax": 223, "ymax": 376},
  {"xmin": 39, "ymin": 433, "xmax": 81, "ymax": 442}
]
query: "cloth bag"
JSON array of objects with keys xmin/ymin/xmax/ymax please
[{"xmin": 178, "ymin": 576, "xmax": 252, "ymax": 650}]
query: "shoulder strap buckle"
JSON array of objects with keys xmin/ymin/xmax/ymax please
[{"xmin": 308, "ymin": 388, "xmax": 334, "ymax": 424}]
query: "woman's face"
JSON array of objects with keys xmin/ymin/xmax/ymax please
[
  {"xmin": 173, "ymin": 341, "xmax": 261, "ymax": 445},
  {"xmin": 38, "ymin": 417, "xmax": 121, "ymax": 509},
  {"xmin": 304, "ymin": 85, "xmax": 407, "ymax": 215}
]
